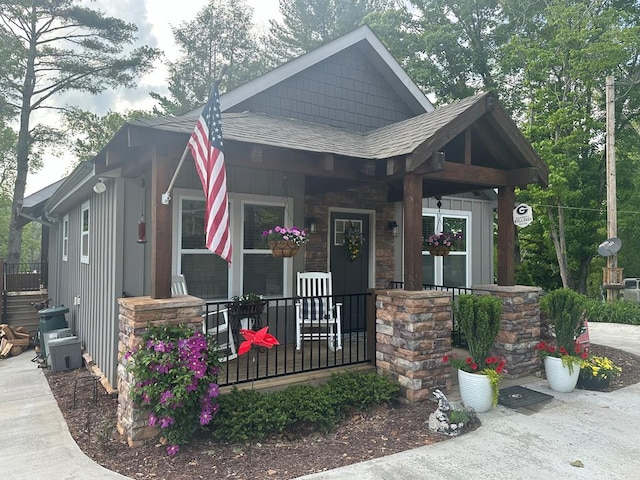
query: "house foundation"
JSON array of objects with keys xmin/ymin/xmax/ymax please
[
  {"xmin": 116, "ymin": 295, "xmax": 204, "ymax": 447},
  {"xmin": 475, "ymin": 285, "xmax": 543, "ymax": 378},
  {"xmin": 375, "ymin": 289, "xmax": 453, "ymax": 402}
]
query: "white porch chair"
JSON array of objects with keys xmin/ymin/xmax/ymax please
[
  {"xmin": 171, "ymin": 274, "xmax": 237, "ymax": 360},
  {"xmin": 295, "ymin": 272, "xmax": 342, "ymax": 351},
  {"xmin": 171, "ymin": 275, "xmax": 188, "ymax": 296}
]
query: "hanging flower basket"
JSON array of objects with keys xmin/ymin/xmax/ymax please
[
  {"xmin": 268, "ymin": 239, "xmax": 299, "ymax": 258},
  {"xmin": 262, "ymin": 226, "xmax": 307, "ymax": 258},
  {"xmin": 428, "ymin": 245, "xmax": 451, "ymax": 256}
]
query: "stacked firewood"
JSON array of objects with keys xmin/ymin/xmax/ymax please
[{"xmin": 0, "ymin": 324, "xmax": 32, "ymax": 358}]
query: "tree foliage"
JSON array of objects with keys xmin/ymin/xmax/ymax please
[
  {"xmin": 61, "ymin": 108, "xmax": 151, "ymax": 163},
  {"xmin": 266, "ymin": 0, "xmax": 394, "ymax": 64},
  {"xmin": 500, "ymin": 0, "xmax": 640, "ymax": 292},
  {"xmin": 0, "ymin": 0, "xmax": 160, "ymax": 263},
  {"xmin": 150, "ymin": 0, "xmax": 263, "ymax": 115}
]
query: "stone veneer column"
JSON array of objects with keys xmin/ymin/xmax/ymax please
[
  {"xmin": 473, "ymin": 285, "xmax": 543, "ymax": 378},
  {"xmin": 376, "ymin": 289, "xmax": 453, "ymax": 402},
  {"xmin": 116, "ymin": 295, "xmax": 204, "ymax": 447}
]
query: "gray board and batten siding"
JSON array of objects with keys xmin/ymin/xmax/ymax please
[{"xmin": 48, "ymin": 177, "xmax": 147, "ymax": 388}]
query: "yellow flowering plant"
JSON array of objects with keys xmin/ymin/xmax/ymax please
[{"xmin": 580, "ymin": 355, "xmax": 622, "ymax": 381}]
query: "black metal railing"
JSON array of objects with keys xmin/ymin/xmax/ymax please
[
  {"xmin": 203, "ymin": 292, "xmax": 373, "ymax": 387},
  {"xmin": 2, "ymin": 261, "xmax": 48, "ymax": 292},
  {"xmin": 389, "ymin": 281, "xmax": 474, "ymax": 347}
]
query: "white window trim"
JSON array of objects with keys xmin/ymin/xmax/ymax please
[
  {"xmin": 80, "ymin": 201, "xmax": 90, "ymax": 264},
  {"xmin": 62, "ymin": 214, "xmax": 69, "ymax": 262},
  {"xmin": 172, "ymin": 189, "xmax": 295, "ymax": 299},
  {"xmin": 422, "ymin": 207, "xmax": 471, "ymax": 287}
]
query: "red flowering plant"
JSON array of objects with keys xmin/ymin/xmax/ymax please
[
  {"xmin": 534, "ymin": 340, "xmax": 587, "ymax": 373},
  {"xmin": 443, "ymin": 354, "xmax": 507, "ymax": 406}
]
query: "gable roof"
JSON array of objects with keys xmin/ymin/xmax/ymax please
[
  {"xmin": 219, "ymin": 25, "xmax": 434, "ymax": 115},
  {"xmin": 131, "ymin": 92, "xmax": 545, "ymax": 179}
]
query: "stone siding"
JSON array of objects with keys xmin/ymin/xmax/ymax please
[
  {"xmin": 116, "ymin": 295, "xmax": 204, "ymax": 447},
  {"xmin": 474, "ymin": 285, "xmax": 543, "ymax": 378},
  {"xmin": 375, "ymin": 289, "xmax": 453, "ymax": 402}
]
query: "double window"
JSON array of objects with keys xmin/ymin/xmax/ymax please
[
  {"xmin": 422, "ymin": 210, "xmax": 469, "ymax": 287},
  {"xmin": 176, "ymin": 193, "xmax": 289, "ymax": 299}
]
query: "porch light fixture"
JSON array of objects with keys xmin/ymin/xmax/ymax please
[
  {"xmin": 306, "ymin": 217, "xmax": 317, "ymax": 234},
  {"xmin": 388, "ymin": 220, "xmax": 399, "ymax": 237},
  {"xmin": 93, "ymin": 178, "xmax": 107, "ymax": 194}
]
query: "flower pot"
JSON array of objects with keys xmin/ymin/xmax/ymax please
[
  {"xmin": 457, "ymin": 369, "xmax": 493, "ymax": 413},
  {"xmin": 428, "ymin": 246, "xmax": 450, "ymax": 256},
  {"xmin": 268, "ymin": 240, "xmax": 299, "ymax": 258},
  {"xmin": 544, "ymin": 356, "xmax": 580, "ymax": 393},
  {"xmin": 577, "ymin": 374, "xmax": 610, "ymax": 391}
]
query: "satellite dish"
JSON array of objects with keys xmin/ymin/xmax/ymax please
[{"xmin": 598, "ymin": 237, "xmax": 622, "ymax": 257}]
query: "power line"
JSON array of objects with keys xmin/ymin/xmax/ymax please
[{"xmin": 530, "ymin": 204, "xmax": 640, "ymax": 215}]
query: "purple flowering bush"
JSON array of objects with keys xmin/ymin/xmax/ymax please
[{"xmin": 125, "ymin": 324, "xmax": 223, "ymax": 456}]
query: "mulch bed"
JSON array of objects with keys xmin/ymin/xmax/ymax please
[{"xmin": 43, "ymin": 343, "xmax": 640, "ymax": 480}]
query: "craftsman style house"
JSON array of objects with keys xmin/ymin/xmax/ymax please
[{"xmin": 42, "ymin": 26, "xmax": 547, "ymax": 389}]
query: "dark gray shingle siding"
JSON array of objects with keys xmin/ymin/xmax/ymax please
[{"xmin": 230, "ymin": 46, "xmax": 416, "ymax": 132}]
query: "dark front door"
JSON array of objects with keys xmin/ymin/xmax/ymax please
[{"xmin": 329, "ymin": 212, "xmax": 369, "ymax": 332}]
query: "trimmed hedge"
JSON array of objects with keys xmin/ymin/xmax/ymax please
[{"xmin": 210, "ymin": 371, "xmax": 399, "ymax": 442}]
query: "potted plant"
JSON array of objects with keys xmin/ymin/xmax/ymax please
[
  {"xmin": 423, "ymin": 230, "xmax": 463, "ymax": 256},
  {"xmin": 262, "ymin": 226, "xmax": 308, "ymax": 257},
  {"xmin": 445, "ymin": 294, "xmax": 504, "ymax": 412},
  {"xmin": 537, "ymin": 288, "xmax": 588, "ymax": 392},
  {"xmin": 227, "ymin": 293, "xmax": 266, "ymax": 317},
  {"xmin": 578, "ymin": 355, "xmax": 622, "ymax": 391}
]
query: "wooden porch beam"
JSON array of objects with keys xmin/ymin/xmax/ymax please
[
  {"xmin": 411, "ymin": 152, "xmax": 445, "ymax": 176},
  {"xmin": 403, "ymin": 174, "xmax": 423, "ymax": 291},
  {"xmin": 497, "ymin": 186, "xmax": 515, "ymax": 286},
  {"xmin": 151, "ymin": 148, "xmax": 172, "ymax": 299},
  {"xmin": 424, "ymin": 162, "xmax": 539, "ymax": 187},
  {"xmin": 250, "ymin": 145, "xmax": 263, "ymax": 162}
]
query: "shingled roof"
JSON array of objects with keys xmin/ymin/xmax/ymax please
[{"xmin": 131, "ymin": 93, "xmax": 488, "ymax": 161}]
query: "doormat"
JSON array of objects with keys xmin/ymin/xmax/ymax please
[{"xmin": 498, "ymin": 385, "xmax": 554, "ymax": 409}]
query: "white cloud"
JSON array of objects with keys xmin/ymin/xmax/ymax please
[{"xmin": 26, "ymin": 0, "xmax": 280, "ymax": 195}]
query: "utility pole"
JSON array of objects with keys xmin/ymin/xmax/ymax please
[{"xmin": 605, "ymin": 75, "xmax": 621, "ymax": 301}]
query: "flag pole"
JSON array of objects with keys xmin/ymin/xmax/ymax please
[{"xmin": 161, "ymin": 66, "xmax": 228, "ymax": 205}]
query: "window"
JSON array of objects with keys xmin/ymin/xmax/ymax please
[
  {"xmin": 242, "ymin": 203, "xmax": 286, "ymax": 297},
  {"xmin": 62, "ymin": 215, "xmax": 69, "ymax": 261},
  {"xmin": 178, "ymin": 198, "xmax": 229, "ymax": 299},
  {"xmin": 175, "ymin": 193, "xmax": 289, "ymax": 300},
  {"xmin": 80, "ymin": 202, "xmax": 89, "ymax": 264},
  {"xmin": 422, "ymin": 210, "xmax": 469, "ymax": 287}
]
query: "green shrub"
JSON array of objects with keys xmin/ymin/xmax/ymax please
[
  {"xmin": 584, "ymin": 298, "xmax": 640, "ymax": 325},
  {"xmin": 325, "ymin": 371, "xmax": 399, "ymax": 409},
  {"xmin": 210, "ymin": 371, "xmax": 399, "ymax": 442},
  {"xmin": 540, "ymin": 288, "xmax": 585, "ymax": 351},
  {"xmin": 454, "ymin": 294, "xmax": 502, "ymax": 368}
]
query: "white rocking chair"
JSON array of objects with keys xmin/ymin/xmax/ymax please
[
  {"xmin": 171, "ymin": 274, "xmax": 237, "ymax": 360},
  {"xmin": 295, "ymin": 272, "xmax": 343, "ymax": 351}
]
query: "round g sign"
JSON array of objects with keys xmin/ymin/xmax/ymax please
[{"xmin": 513, "ymin": 204, "xmax": 533, "ymax": 227}]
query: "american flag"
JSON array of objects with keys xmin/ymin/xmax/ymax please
[{"xmin": 188, "ymin": 85, "xmax": 232, "ymax": 263}]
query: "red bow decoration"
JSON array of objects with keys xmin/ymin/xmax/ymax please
[{"xmin": 238, "ymin": 326, "xmax": 280, "ymax": 356}]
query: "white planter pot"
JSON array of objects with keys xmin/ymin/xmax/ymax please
[
  {"xmin": 457, "ymin": 369, "xmax": 493, "ymax": 413},
  {"xmin": 544, "ymin": 355, "xmax": 580, "ymax": 393}
]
